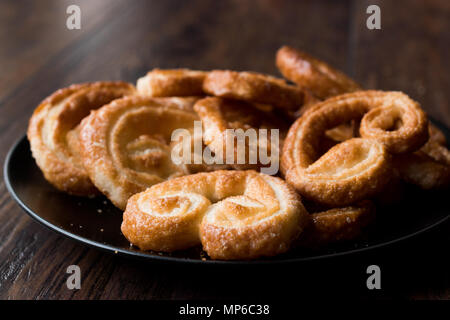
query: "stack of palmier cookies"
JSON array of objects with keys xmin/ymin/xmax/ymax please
[{"xmin": 27, "ymin": 46, "xmax": 449, "ymax": 260}]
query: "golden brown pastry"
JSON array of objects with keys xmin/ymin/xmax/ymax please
[
  {"xmin": 298, "ymin": 200, "xmax": 375, "ymax": 248},
  {"xmin": 79, "ymin": 96, "xmax": 199, "ymax": 209},
  {"xmin": 276, "ymin": 46, "xmax": 361, "ymax": 99},
  {"xmin": 122, "ymin": 184, "xmax": 210, "ymax": 252},
  {"xmin": 176, "ymin": 132, "xmax": 232, "ymax": 174},
  {"xmin": 394, "ymin": 152, "xmax": 450, "ymax": 189},
  {"xmin": 137, "ymin": 69, "xmax": 207, "ymax": 97},
  {"xmin": 282, "ymin": 91, "xmax": 431, "ymax": 206},
  {"xmin": 420, "ymin": 124, "xmax": 450, "ymax": 165},
  {"xmin": 193, "ymin": 97, "xmax": 289, "ymax": 171},
  {"xmin": 359, "ymin": 94, "xmax": 429, "ymax": 154},
  {"xmin": 25, "ymin": 43, "xmax": 450, "ymax": 261},
  {"xmin": 281, "ymin": 92, "xmax": 403, "ymax": 206},
  {"xmin": 122, "ymin": 170, "xmax": 309, "ymax": 260},
  {"xmin": 325, "ymin": 123, "xmax": 357, "ymax": 143},
  {"xmin": 203, "ymin": 70, "xmax": 306, "ymax": 112},
  {"xmin": 394, "ymin": 124, "xmax": 450, "ymax": 189},
  {"xmin": 276, "ymin": 46, "xmax": 363, "ymax": 140},
  {"xmin": 27, "ymin": 82, "xmax": 136, "ymax": 196}
]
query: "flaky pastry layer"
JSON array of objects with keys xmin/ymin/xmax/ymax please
[
  {"xmin": 203, "ymin": 70, "xmax": 306, "ymax": 112},
  {"xmin": 79, "ymin": 96, "xmax": 199, "ymax": 209},
  {"xmin": 276, "ymin": 46, "xmax": 361, "ymax": 99},
  {"xmin": 281, "ymin": 91, "xmax": 403, "ymax": 206},
  {"xmin": 394, "ymin": 124, "xmax": 450, "ymax": 189},
  {"xmin": 359, "ymin": 92, "xmax": 429, "ymax": 154},
  {"xmin": 27, "ymin": 82, "xmax": 136, "ymax": 196},
  {"xmin": 137, "ymin": 69, "xmax": 207, "ymax": 97},
  {"xmin": 193, "ymin": 97, "xmax": 289, "ymax": 170},
  {"xmin": 121, "ymin": 170, "xmax": 309, "ymax": 260},
  {"xmin": 298, "ymin": 200, "xmax": 375, "ymax": 248}
]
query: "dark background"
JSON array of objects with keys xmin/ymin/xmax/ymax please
[{"xmin": 0, "ymin": 0, "xmax": 448, "ymax": 299}]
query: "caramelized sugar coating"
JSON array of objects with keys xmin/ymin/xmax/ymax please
[
  {"xmin": 299, "ymin": 200, "xmax": 375, "ymax": 248},
  {"xmin": 359, "ymin": 92, "xmax": 428, "ymax": 154},
  {"xmin": 281, "ymin": 92, "xmax": 406, "ymax": 206},
  {"xmin": 137, "ymin": 69, "xmax": 207, "ymax": 97},
  {"xmin": 178, "ymin": 132, "xmax": 233, "ymax": 174},
  {"xmin": 276, "ymin": 46, "xmax": 361, "ymax": 99},
  {"xmin": 193, "ymin": 97, "xmax": 290, "ymax": 170},
  {"xmin": 79, "ymin": 96, "xmax": 199, "ymax": 209},
  {"xmin": 27, "ymin": 82, "xmax": 136, "ymax": 196},
  {"xmin": 26, "ymin": 45, "xmax": 449, "ymax": 260},
  {"xmin": 394, "ymin": 152, "xmax": 450, "ymax": 189},
  {"xmin": 122, "ymin": 170, "xmax": 309, "ymax": 259},
  {"xmin": 394, "ymin": 124, "xmax": 450, "ymax": 189},
  {"xmin": 203, "ymin": 70, "xmax": 306, "ymax": 112}
]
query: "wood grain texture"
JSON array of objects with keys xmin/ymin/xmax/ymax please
[
  {"xmin": 351, "ymin": 0, "xmax": 450, "ymax": 124},
  {"xmin": 0, "ymin": 0, "xmax": 448, "ymax": 300}
]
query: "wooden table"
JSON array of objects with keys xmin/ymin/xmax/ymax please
[{"xmin": 0, "ymin": 0, "xmax": 448, "ymax": 300}]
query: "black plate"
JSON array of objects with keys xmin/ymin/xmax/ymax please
[{"xmin": 4, "ymin": 122, "xmax": 450, "ymax": 265}]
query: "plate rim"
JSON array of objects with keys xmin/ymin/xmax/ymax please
[{"xmin": 4, "ymin": 131, "xmax": 450, "ymax": 265}]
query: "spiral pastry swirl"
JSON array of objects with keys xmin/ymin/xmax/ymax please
[
  {"xmin": 203, "ymin": 70, "xmax": 306, "ymax": 112},
  {"xmin": 283, "ymin": 91, "xmax": 411, "ymax": 206},
  {"xmin": 122, "ymin": 170, "xmax": 309, "ymax": 260},
  {"xmin": 79, "ymin": 96, "xmax": 199, "ymax": 209},
  {"xmin": 137, "ymin": 69, "xmax": 207, "ymax": 97},
  {"xmin": 193, "ymin": 97, "xmax": 290, "ymax": 171},
  {"xmin": 359, "ymin": 92, "xmax": 429, "ymax": 154},
  {"xmin": 276, "ymin": 46, "xmax": 361, "ymax": 99},
  {"xmin": 27, "ymin": 82, "xmax": 136, "ymax": 196}
]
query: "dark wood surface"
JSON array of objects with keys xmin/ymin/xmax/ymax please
[{"xmin": 0, "ymin": 0, "xmax": 448, "ymax": 300}]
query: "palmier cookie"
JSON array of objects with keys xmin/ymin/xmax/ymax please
[
  {"xmin": 193, "ymin": 97, "xmax": 290, "ymax": 171},
  {"xmin": 420, "ymin": 124, "xmax": 450, "ymax": 166},
  {"xmin": 79, "ymin": 96, "xmax": 199, "ymax": 209},
  {"xmin": 298, "ymin": 200, "xmax": 375, "ymax": 248},
  {"xmin": 394, "ymin": 152, "xmax": 450, "ymax": 189},
  {"xmin": 137, "ymin": 69, "xmax": 207, "ymax": 97},
  {"xmin": 281, "ymin": 92, "xmax": 405, "ymax": 206},
  {"xmin": 276, "ymin": 46, "xmax": 361, "ymax": 99},
  {"xmin": 359, "ymin": 92, "xmax": 429, "ymax": 154},
  {"xmin": 122, "ymin": 170, "xmax": 309, "ymax": 260},
  {"xmin": 394, "ymin": 124, "xmax": 450, "ymax": 189},
  {"xmin": 203, "ymin": 70, "xmax": 306, "ymax": 112},
  {"xmin": 175, "ymin": 131, "xmax": 232, "ymax": 174},
  {"xmin": 27, "ymin": 82, "xmax": 136, "ymax": 196}
]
